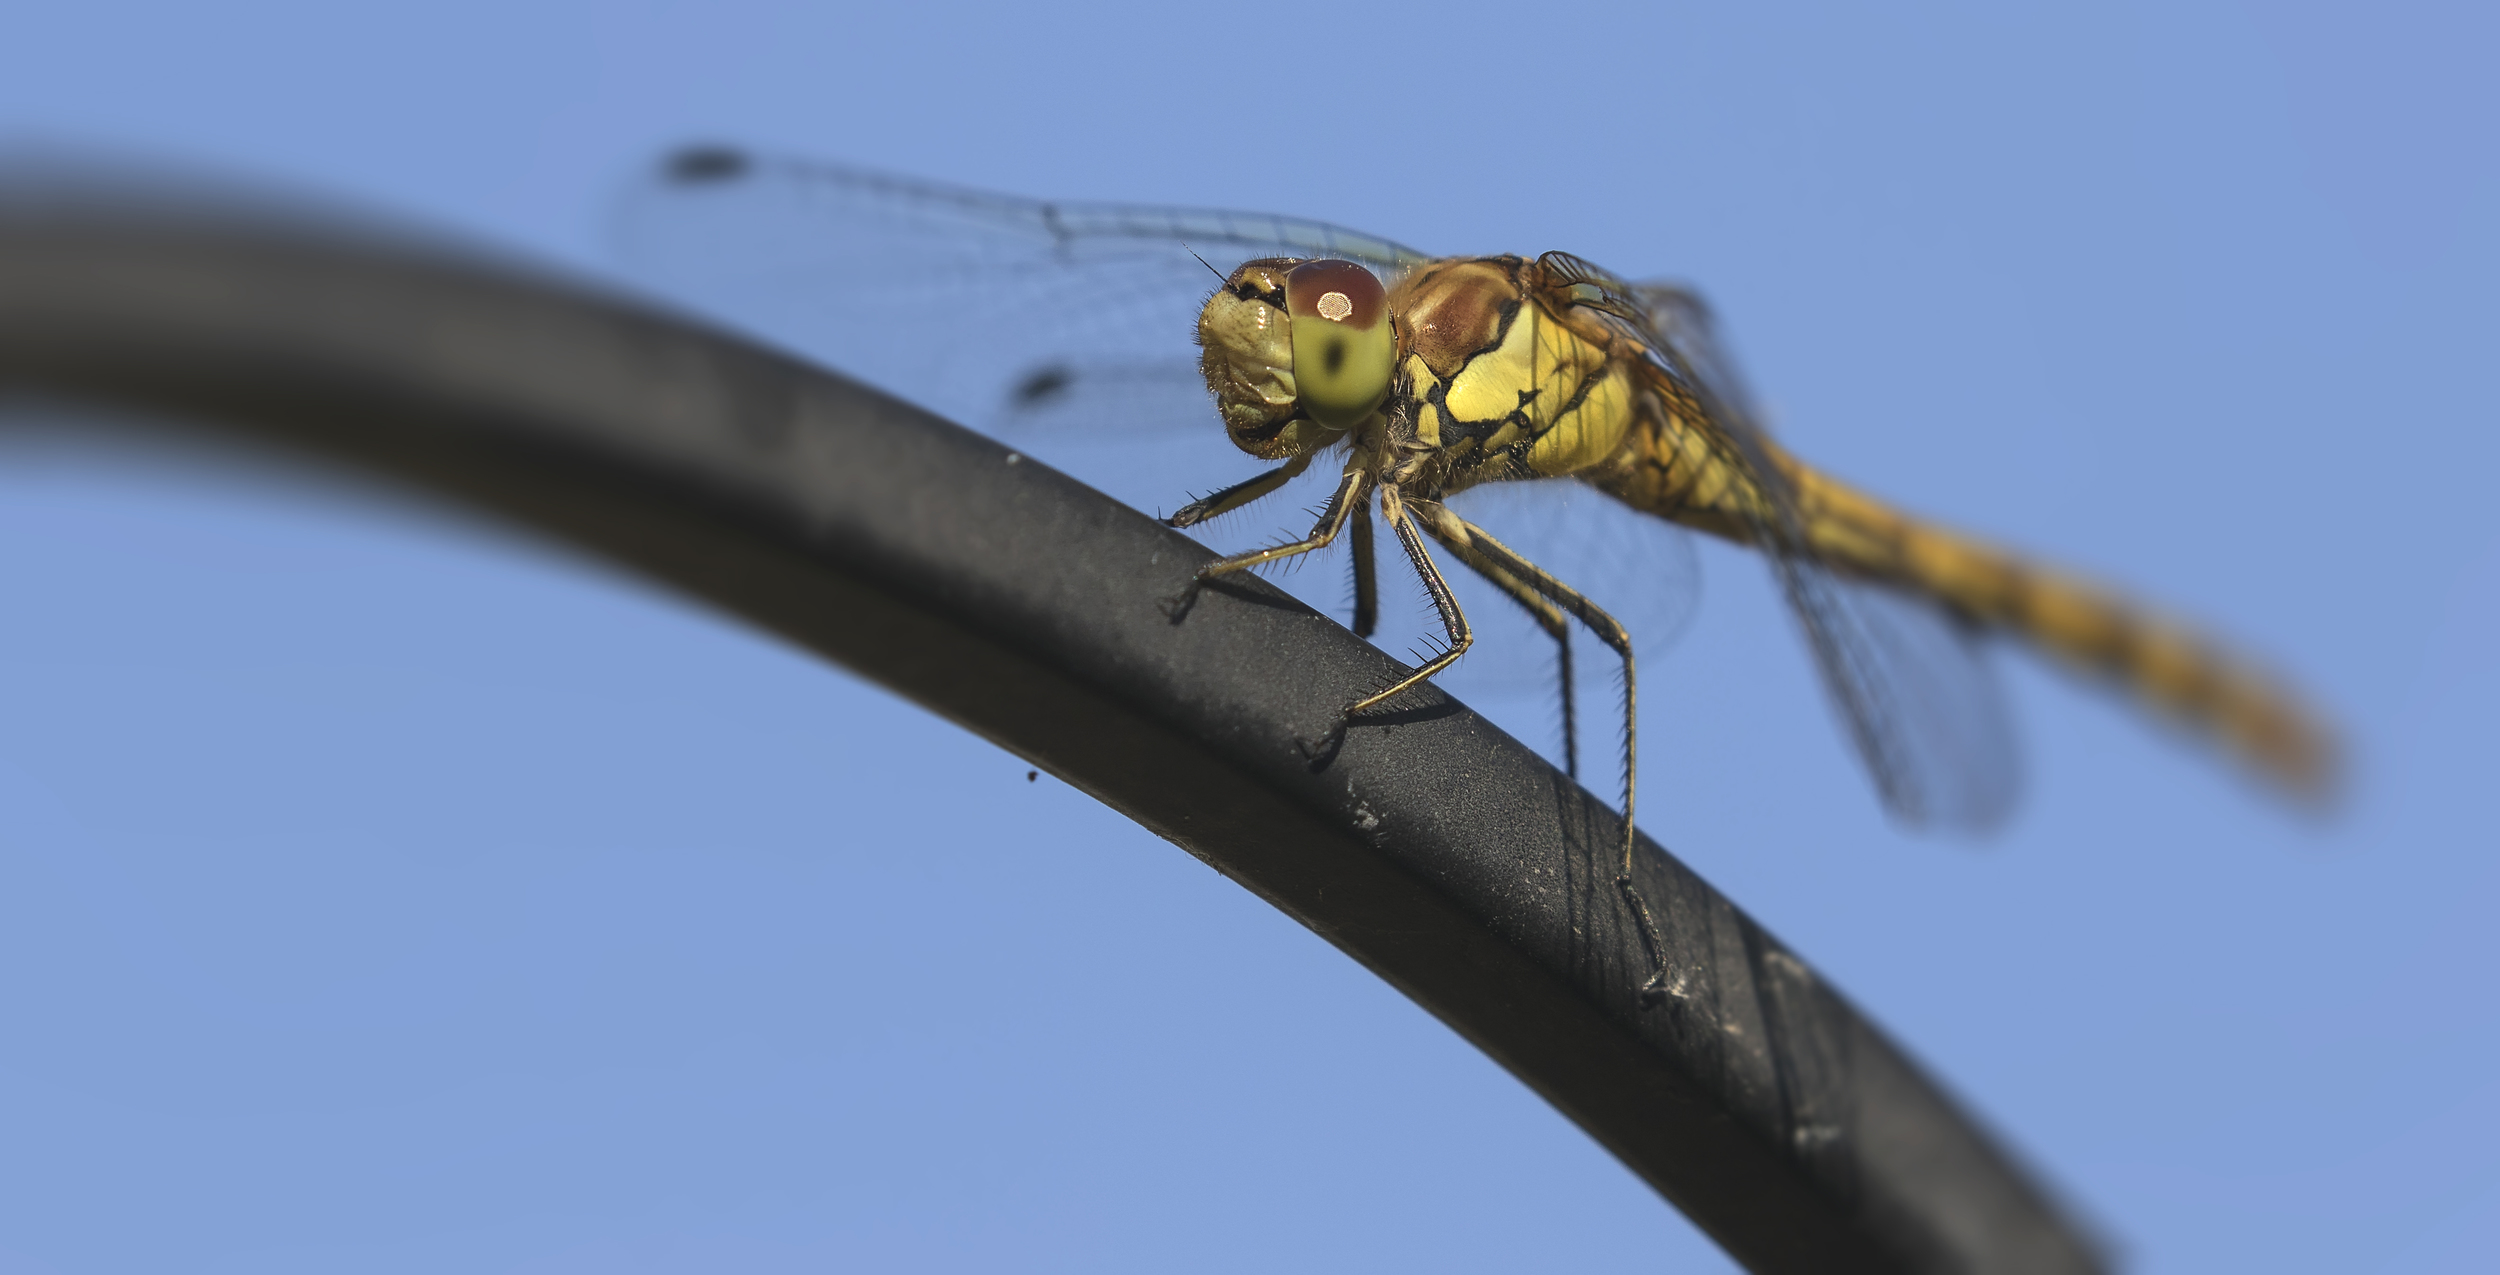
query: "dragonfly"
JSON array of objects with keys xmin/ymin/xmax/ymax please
[{"xmin": 618, "ymin": 147, "xmax": 2337, "ymax": 993}]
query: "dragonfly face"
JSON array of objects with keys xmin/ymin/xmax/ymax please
[{"xmin": 1195, "ymin": 257, "xmax": 1393, "ymax": 458}]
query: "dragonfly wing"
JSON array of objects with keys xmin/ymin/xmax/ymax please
[
  {"xmin": 1775, "ymin": 559, "xmax": 2024, "ymax": 832},
  {"xmin": 1620, "ymin": 278, "xmax": 2024, "ymax": 832},
  {"xmin": 1440, "ymin": 479, "xmax": 1702, "ymax": 677},
  {"xmin": 614, "ymin": 146, "xmax": 1427, "ymax": 452}
]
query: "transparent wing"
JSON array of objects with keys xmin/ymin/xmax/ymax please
[
  {"xmin": 1623, "ymin": 276, "xmax": 2024, "ymax": 832},
  {"xmin": 615, "ymin": 145, "xmax": 1422, "ymax": 470},
  {"xmin": 613, "ymin": 145, "xmax": 1442, "ymax": 522},
  {"xmin": 1439, "ymin": 479, "xmax": 1702, "ymax": 676},
  {"xmin": 1774, "ymin": 559, "xmax": 2023, "ymax": 831}
]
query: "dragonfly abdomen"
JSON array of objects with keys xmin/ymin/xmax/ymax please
[
  {"xmin": 1594, "ymin": 395, "xmax": 2333, "ymax": 798},
  {"xmin": 1587, "ymin": 386, "xmax": 1773, "ymax": 544},
  {"xmin": 1794, "ymin": 466, "xmax": 2339, "ymax": 800}
]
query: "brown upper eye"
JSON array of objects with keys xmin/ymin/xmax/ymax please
[{"xmin": 1286, "ymin": 259, "xmax": 1386, "ymax": 330}]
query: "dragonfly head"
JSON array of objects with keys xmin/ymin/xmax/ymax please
[{"xmin": 1197, "ymin": 258, "xmax": 1394, "ymax": 458}]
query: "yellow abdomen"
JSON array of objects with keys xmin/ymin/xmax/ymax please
[{"xmin": 1594, "ymin": 391, "xmax": 2336, "ymax": 798}]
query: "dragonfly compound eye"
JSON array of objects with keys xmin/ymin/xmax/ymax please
[{"xmin": 1285, "ymin": 259, "xmax": 1393, "ymax": 430}]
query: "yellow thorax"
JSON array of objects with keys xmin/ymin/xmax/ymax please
[{"xmin": 1393, "ymin": 257, "xmax": 1635, "ymax": 491}]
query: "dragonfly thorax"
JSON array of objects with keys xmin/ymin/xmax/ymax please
[
  {"xmin": 1393, "ymin": 256, "xmax": 1637, "ymax": 494},
  {"xmin": 1195, "ymin": 258, "xmax": 1394, "ymax": 459}
]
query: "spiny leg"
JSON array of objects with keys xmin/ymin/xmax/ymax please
[
  {"xmin": 1166, "ymin": 452, "xmax": 1314, "ymax": 529},
  {"xmin": 1411, "ymin": 500, "xmax": 1671, "ymax": 1002},
  {"xmin": 1167, "ymin": 464, "xmax": 1371, "ymax": 624},
  {"xmin": 1557, "ymin": 629, "xmax": 1577, "ymax": 779},
  {"xmin": 1349, "ymin": 497, "xmax": 1379, "ymax": 640},
  {"xmin": 1342, "ymin": 483, "xmax": 1473, "ymax": 717},
  {"xmin": 1412, "ymin": 502, "xmax": 1634, "ymax": 859},
  {"xmin": 1424, "ymin": 527, "xmax": 1581, "ymax": 780}
]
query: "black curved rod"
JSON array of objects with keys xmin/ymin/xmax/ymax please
[{"xmin": 0, "ymin": 165, "xmax": 2105, "ymax": 1275}]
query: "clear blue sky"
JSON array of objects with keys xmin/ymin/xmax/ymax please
[{"xmin": 2, "ymin": 2, "xmax": 2493, "ymax": 1270}]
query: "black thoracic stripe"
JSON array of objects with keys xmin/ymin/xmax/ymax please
[
  {"xmin": 1431, "ymin": 381, "xmax": 1502, "ymax": 442},
  {"xmin": 1545, "ymin": 349, "xmax": 1606, "ymax": 421},
  {"xmin": 1460, "ymin": 298, "xmax": 1525, "ymax": 371},
  {"xmin": 1427, "ymin": 380, "xmax": 1528, "ymax": 482},
  {"xmin": 1516, "ymin": 342, "xmax": 1607, "ymax": 450},
  {"xmin": 1437, "ymin": 260, "xmax": 1530, "ymax": 374},
  {"xmin": 1629, "ymin": 396, "xmax": 1697, "ymax": 514}
]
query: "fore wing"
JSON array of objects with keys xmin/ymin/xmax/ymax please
[{"xmin": 614, "ymin": 146, "xmax": 1427, "ymax": 446}]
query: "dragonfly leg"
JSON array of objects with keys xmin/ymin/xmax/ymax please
[
  {"xmin": 1342, "ymin": 483, "xmax": 1473, "ymax": 717},
  {"xmin": 1349, "ymin": 497, "xmax": 1379, "ymax": 640},
  {"xmin": 1557, "ymin": 633, "xmax": 1577, "ymax": 780},
  {"xmin": 1418, "ymin": 523, "xmax": 1580, "ymax": 779},
  {"xmin": 1410, "ymin": 501, "xmax": 1672, "ymax": 1003},
  {"xmin": 1166, "ymin": 465, "xmax": 1372, "ymax": 625},
  {"xmin": 1166, "ymin": 452, "xmax": 1314, "ymax": 528}
]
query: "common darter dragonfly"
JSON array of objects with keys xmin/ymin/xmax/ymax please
[{"xmin": 618, "ymin": 147, "xmax": 2336, "ymax": 992}]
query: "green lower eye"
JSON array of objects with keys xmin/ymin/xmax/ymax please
[
  {"xmin": 1292, "ymin": 319, "xmax": 1391, "ymax": 427},
  {"xmin": 1286, "ymin": 260, "xmax": 1394, "ymax": 429}
]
